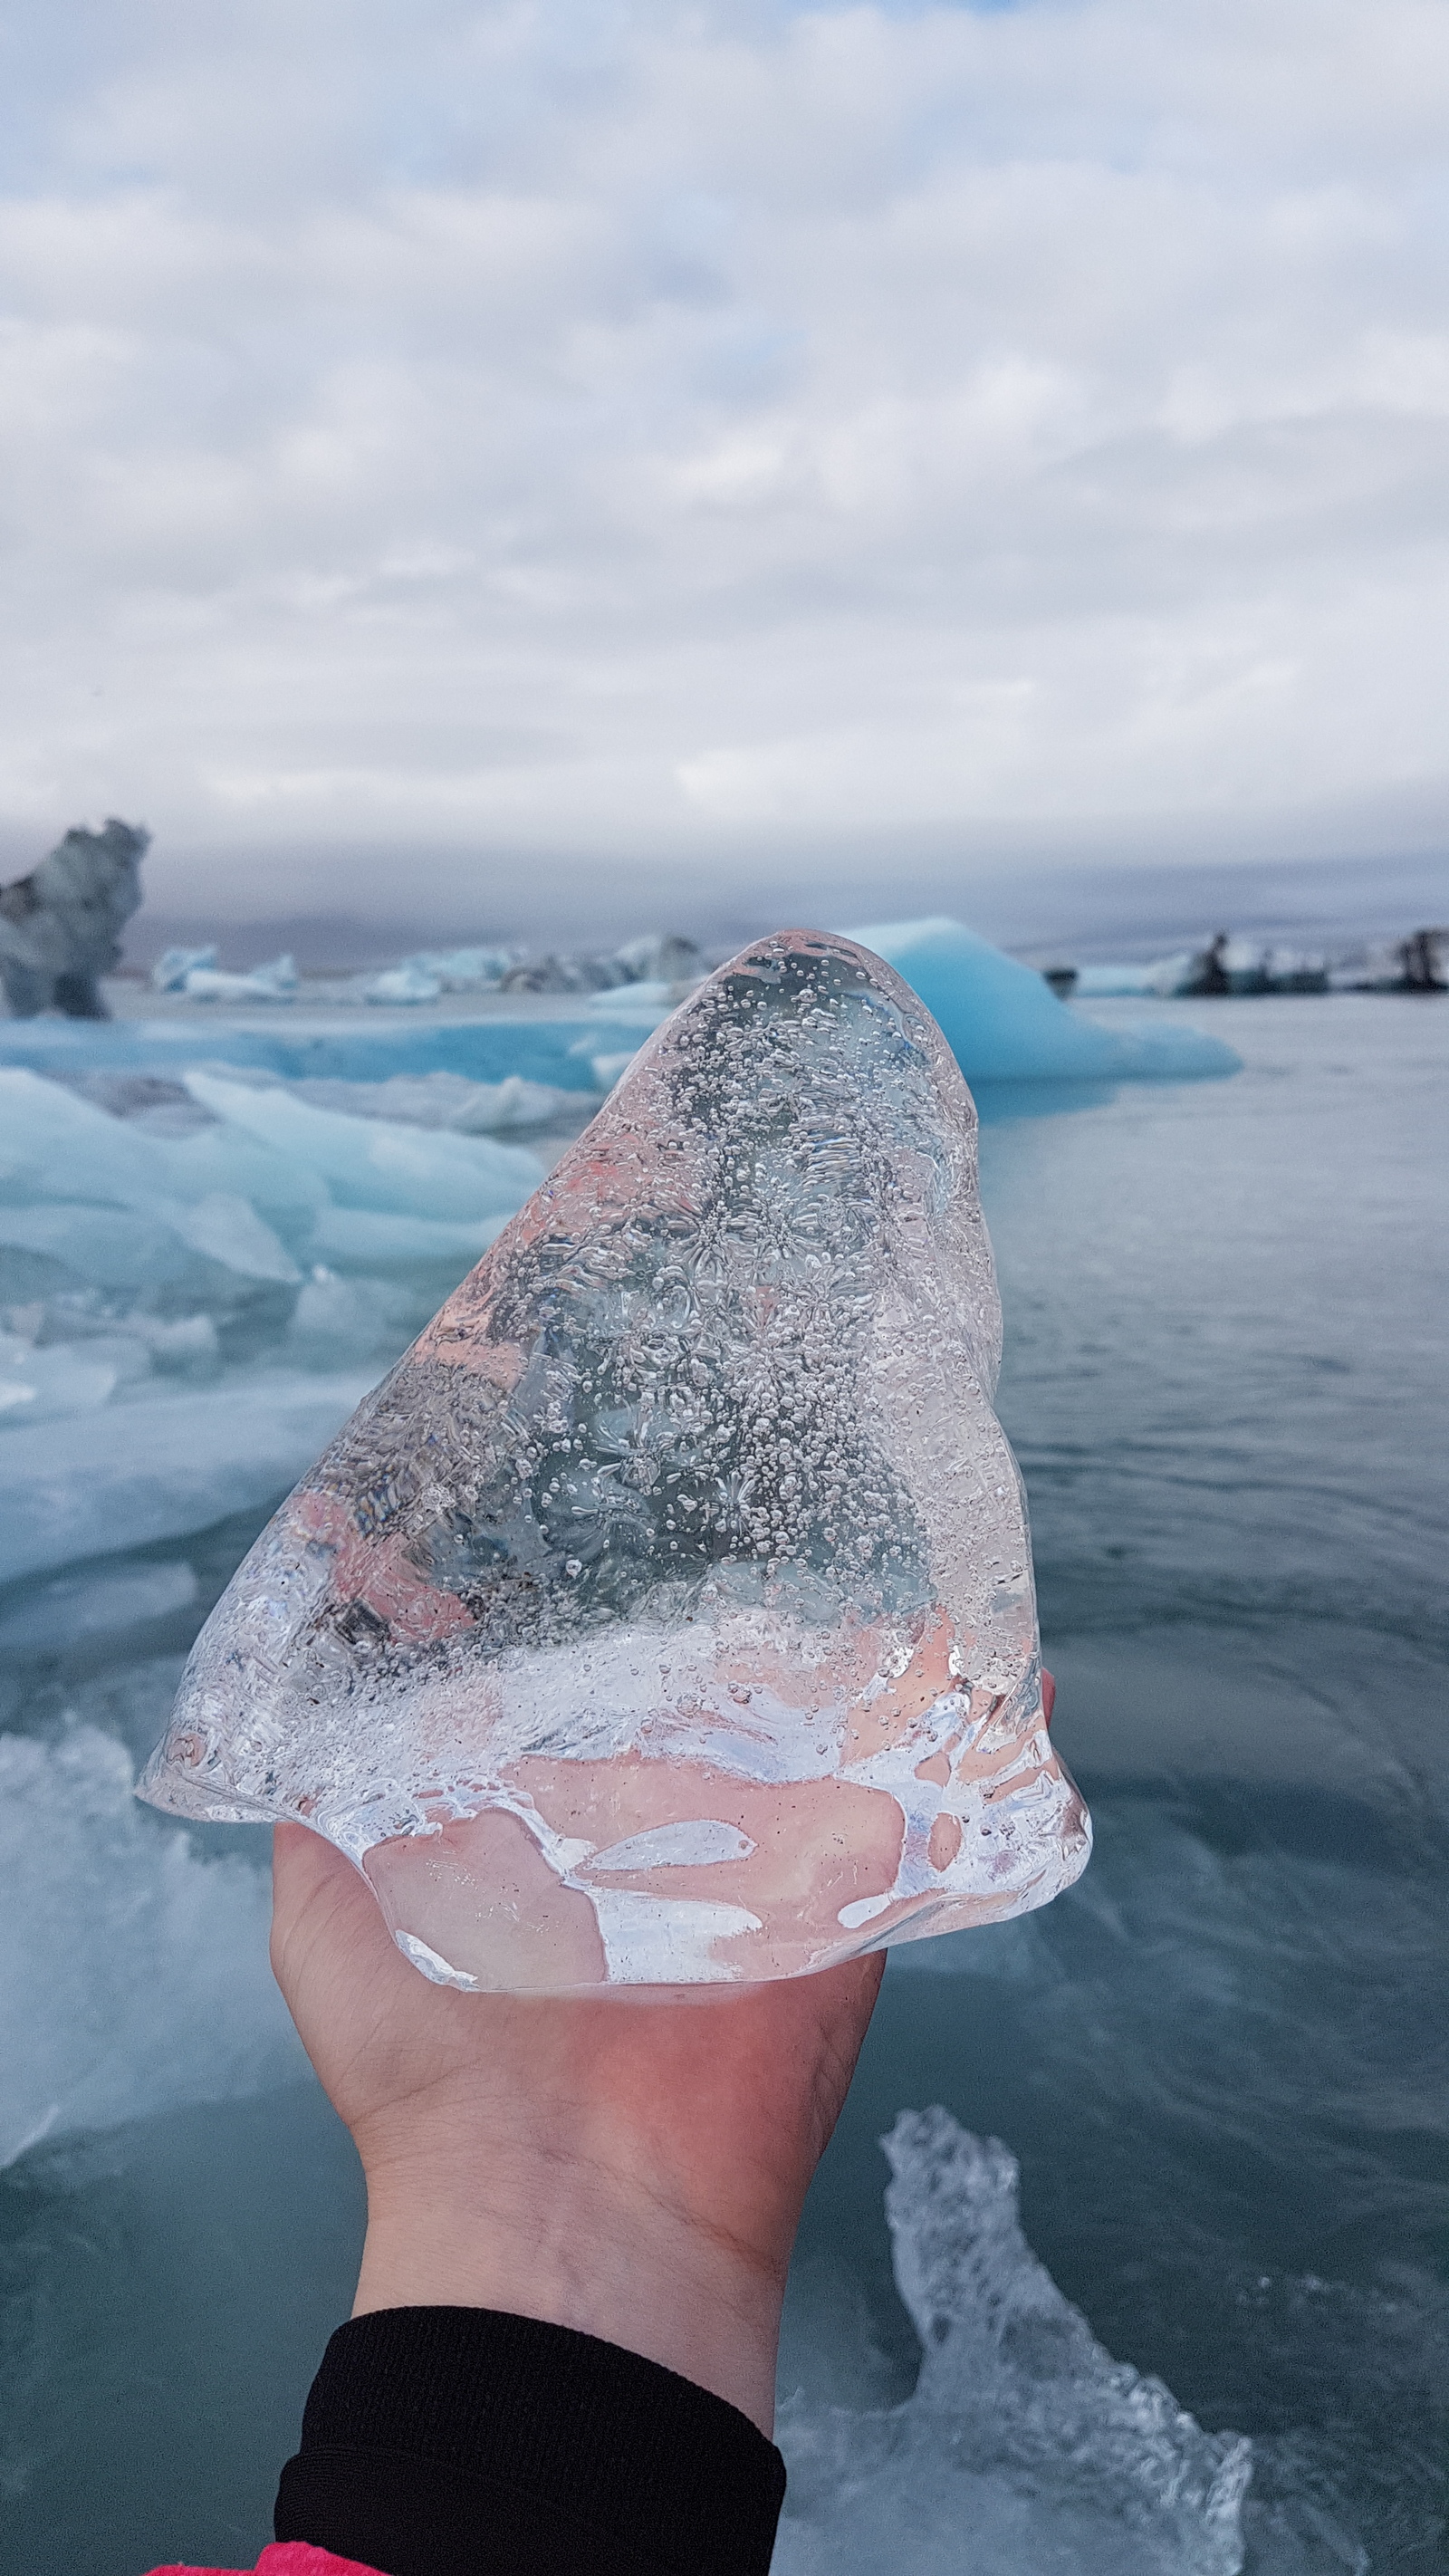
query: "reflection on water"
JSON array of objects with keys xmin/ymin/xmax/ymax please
[{"xmin": 0, "ymin": 998, "xmax": 1444, "ymax": 2571}]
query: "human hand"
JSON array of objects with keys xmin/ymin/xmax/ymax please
[
  {"xmin": 271, "ymin": 1825, "xmax": 882, "ymax": 2435},
  {"xmin": 271, "ymin": 1667, "xmax": 1056, "ymax": 2434}
]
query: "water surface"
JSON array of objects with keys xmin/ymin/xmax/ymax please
[{"xmin": 1, "ymin": 996, "xmax": 1444, "ymax": 2571}]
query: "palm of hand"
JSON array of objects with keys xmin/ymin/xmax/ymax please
[{"xmin": 270, "ymin": 1822, "xmax": 883, "ymax": 2427}]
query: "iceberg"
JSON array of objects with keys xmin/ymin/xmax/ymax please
[
  {"xmin": 850, "ymin": 919, "xmax": 1240, "ymax": 1085},
  {"xmin": 305, "ymin": 1205, "xmax": 514, "ymax": 1272},
  {"xmin": 412, "ymin": 946, "xmax": 517, "ymax": 992},
  {"xmin": 180, "ymin": 1072, "xmax": 544, "ymax": 1224},
  {"xmin": 0, "ymin": 1562, "xmax": 198, "ymax": 1656},
  {"xmin": 140, "ymin": 932, "xmax": 1089, "ymax": 1991},
  {"xmin": 182, "ymin": 954, "xmax": 299, "ymax": 1003},
  {"xmin": 287, "ymin": 1070, "xmax": 574, "ymax": 1133},
  {"xmin": 0, "ymin": 1071, "xmax": 312, "ymax": 1290},
  {"xmin": 151, "ymin": 946, "xmax": 217, "ymax": 994},
  {"xmin": 167, "ymin": 1192, "xmax": 301, "ymax": 1285},
  {"xmin": 350, "ymin": 947, "xmax": 518, "ymax": 1003},
  {"xmin": 775, "ymin": 2110, "xmax": 1251, "ymax": 2576},
  {"xmin": 0, "ymin": 819, "xmax": 148, "ymax": 1021},
  {"xmin": 0, "ymin": 1326, "xmax": 153, "ymax": 1424},
  {"xmin": 0, "ymin": 1368, "xmax": 375, "ymax": 1587},
  {"xmin": 285, "ymin": 1270, "xmax": 425, "ymax": 1368},
  {"xmin": 0, "ymin": 1725, "xmax": 299, "ymax": 2169},
  {"xmin": 358, "ymin": 960, "xmax": 444, "ymax": 1006},
  {"xmin": 0, "ymin": 1202, "xmax": 200, "ymax": 1293}
]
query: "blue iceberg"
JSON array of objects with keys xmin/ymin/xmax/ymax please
[{"xmin": 849, "ymin": 918, "xmax": 1240, "ymax": 1089}]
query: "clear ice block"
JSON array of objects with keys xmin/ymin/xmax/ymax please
[{"xmin": 139, "ymin": 932, "xmax": 1089, "ymax": 1989}]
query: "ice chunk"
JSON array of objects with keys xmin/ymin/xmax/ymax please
[
  {"xmin": 182, "ymin": 954, "xmax": 298, "ymax": 1003},
  {"xmin": 0, "ymin": 1562, "xmax": 198, "ymax": 1654},
  {"xmin": 588, "ymin": 979, "xmax": 676, "ymax": 1017},
  {"xmin": 359, "ymin": 961, "xmax": 443, "ymax": 1005},
  {"xmin": 158, "ymin": 1117, "xmax": 328, "ymax": 1223},
  {"xmin": 0, "ymin": 1201, "xmax": 195, "ymax": 1291},
  {"xmin": 286, "ymin": 1268, "xmax": 426, "ymax": 1367},
  {"xmin": 305, "ymin": 1205, "xmax": 514, "ymax": 1271},
  {"xmin": 1, "ymin": 1065, "xmax": 178, "ymax": 1210},
  {"xmin": 411, "ymin": 946, "xmax": 516, "ymax": 991},
  {"xmin": 584, "ymin": 1047, "xmax": 643, "ymax": 1092},
  {"xmin": 151, "ymin": 945, "xmax": 216, "ymax": 993},
  {"xmin": 1074, "ymin": 959, "xmax": 1195, "ymax": 1000},
  {"xmin": 0, "ymin": 1368, "xmax": 375, "ymax": 1584},
  {"xmin": 168, "ymin": 1191, "xmax": 301, "ymax": 1284},
  {"xmin": 182, "ymin": 1071, "xmax": 545, "ymax": 1220},
  {"xmin": 0, "ymin": 1330, "xmax": 146, "ymax": 1424},
  {"xmin": 0, "ymin": 1067, "xmax": 320, "ymax": 1238},
  {"xmin": 141, "ymin": 931, "xmax": 1089, "ymax": 1990},
  {"xmin": 775, "ymin": 2109, "xmax": 1251, "ymax": 2576},
  {"xmin": 129, "ymin": 1312, "xmax": 221, "ymax": 1373},
  {"xmin": 850, "ymin": 919, "xmax": 1240, "ymax": 1085},
  {"xmin": 290, "ymin": 1070, "xmax": 573, "ymax": 1133},
  {"xmin": 0, "ymin": 1726, "xmax": 299, "ymax": 2168}
]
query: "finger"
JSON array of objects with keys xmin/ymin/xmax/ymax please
[{"xmin": 271, "ymin": 1820, "xmax": 398, "ymax": 1984}]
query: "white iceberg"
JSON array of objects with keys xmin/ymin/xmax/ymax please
[
  {"xmin": 288, "ymin": 1069, "xmax": 572, "ymax": 1133},
  {"xmin": 182, "ymin": 955, "xmax": 299, "ymax": 1004},
  {"xmin": 151, "ymin": 946, "xmax": 217, "ymax": 994},
  {"xmin": 358, "ymin": 961, "xmax": 444, "ymax": 1006}
]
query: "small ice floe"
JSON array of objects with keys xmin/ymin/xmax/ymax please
[
  {"xmin": 181, "ymin": 955, "xmax": 299, "ymax": 1004},
  {"xmin": 775, "ymin": 2109, "xmax": 1252, "ymax": 2576}
]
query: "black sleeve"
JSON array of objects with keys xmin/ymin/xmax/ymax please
[{"xmin": 273, "ymin": 2305, "xmax": 788, "ymax": 2576}]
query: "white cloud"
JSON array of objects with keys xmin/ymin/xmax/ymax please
[{"xmin": 2, "ymin": 0, "xmax": 1448, "ymax": 917}]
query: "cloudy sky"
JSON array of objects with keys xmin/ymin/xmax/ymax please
[{"xmin": 4, "ymin": 0, "xmax": 1448, "ymax": 929}]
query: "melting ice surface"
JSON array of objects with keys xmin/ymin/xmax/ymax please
[{"xmin": 139, "ymin": 934, "xmax": 1089, "ymax": 1989}]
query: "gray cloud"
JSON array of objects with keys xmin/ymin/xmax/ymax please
[{"xmin": 3, "ymin": 0, "xmax": 1448, "ymax": 920}]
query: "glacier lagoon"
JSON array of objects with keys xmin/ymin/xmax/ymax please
[{"xmin": 0, "ymin": 965, "xmax": 1443, "ymax": 2571}]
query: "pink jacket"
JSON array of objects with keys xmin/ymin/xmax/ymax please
[{"xmin": 147, "ymin": 2547, "xmax": 380, "ymax": 2576}]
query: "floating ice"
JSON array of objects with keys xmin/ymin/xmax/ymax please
[
  {"xmin": 350, "ymin": 947, "xmax": 517, "ymax": 1003},
  {"xmin": 0, "ymin": 1725, "xmax": 299, "ymax": 2169},
  {"xmin": 359, "ymin": 960, "xmax": 444, "ymax": 1005},
  {"xmin": 851, "ymin": 919, "xmax": 1241, "ymax": 1085},
  {"xmin": 412, "ymin": 946, "xmax": 516, "ymax": 992},
  {"xmin": 151, "ymin": 945, "xmax": 217, "ymax": 993},
  {"xmin": 305, "ymin": 1203, "xmax": 513, "ymax": 1272},
  {"xmin": 285, "ymin": 1269, "xmax": 426, "ymax": 1368},
  {"xmin": 0, "ymin": 1562, "xmax": 198, "ymax": 1655},
  {"xmin": 0, "ymin": 1369, "xmax": 375, "ymax": 1587},
  {"xmin": 588, "ymin": 978, "xmax": 677, "ymax": 1016},
  {"xmin": 141, "ymin": 932, "xmax": 1089, "ymax": 1991},
  {"xmin": 286, "ymin": 1069, "xmax": 573, "ymax": 1133},
  {"xmin": 775, "ymin": 2109, "xmax": 1252, "ymax": 2576},
  {"xmin": 1075, "ymin": 960, "xmax": 1191, "ymax": 1000},
  {"xmin": 181, "ymin": 1071, "xmax": 544, "ymax": 1222},
  {"xmin": 0, "ymin": 1329, "xmax": 143, "ymax": 1424},
  {"xmin": 182, "ymin": 954, "xmax": 299, "ymax": 1003}
]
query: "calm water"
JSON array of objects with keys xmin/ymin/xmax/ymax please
[{"xmin": 1, "ymin": 997, "xmax": 1444, "ymax": 2571}]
